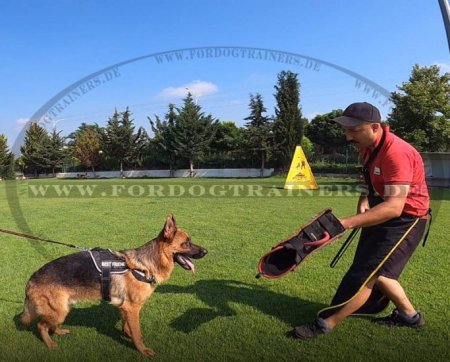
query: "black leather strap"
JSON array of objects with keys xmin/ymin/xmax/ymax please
[
  {"xmin": 101, "ymin": 263, "xmax": 112, "ymax": 301},
  {"xmin": 422, "ymin": 209, "xmax": 432, "ymax": 247},
  {"xmin": 362, "ymin": 129, "xmax": 386, "ymax": 207}
]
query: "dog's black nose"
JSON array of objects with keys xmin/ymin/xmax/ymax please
[{"xmin": 191, "ymin": 247, "xmax": 208, "ymax": 259}]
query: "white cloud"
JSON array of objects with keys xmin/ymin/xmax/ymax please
[
  {"xmin": 158, "ymin": 80, "xmax": 218, "ymax": 100},
  {"xmin": 434, "ymin": 62, "xmax": 450, "ymax": 73}
]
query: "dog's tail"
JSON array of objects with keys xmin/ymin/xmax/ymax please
[{"xmin": 20, "ymin": 297, "xmax": 37, "ymax": 326}]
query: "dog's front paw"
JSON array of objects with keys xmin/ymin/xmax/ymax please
[
  {"xmin": 54, "ymin": 327, "xmax": 71, "ymax": 336},
  {"xmin": 140, "ymin": 347, "xmax": 156, "ymax": 357}
]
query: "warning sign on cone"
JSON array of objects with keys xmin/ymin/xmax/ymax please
[{"xmin": 284, "ymin": 146, "xmax": 319, "ymax": 190}]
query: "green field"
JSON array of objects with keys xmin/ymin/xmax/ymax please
[{"xmin": 0, "ymin": 177, "xmax": 449, "ymax": 361}]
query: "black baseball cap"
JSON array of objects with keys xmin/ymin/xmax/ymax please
[{"xmin": 332, "ymin": 102, "xmax": 381, "ymax": 127}]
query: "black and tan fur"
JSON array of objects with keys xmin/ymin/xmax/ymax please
[{"xmin": 20, "ymin": 215, "xmax": 207, "ymax": 357}]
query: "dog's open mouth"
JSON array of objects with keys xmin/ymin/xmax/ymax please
[{"xmin": 174, "ymin": 254, "xmax": 195, "ymax": 273}]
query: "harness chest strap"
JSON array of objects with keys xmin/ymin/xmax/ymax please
[{"xmin": 88, "ymin": 248, "xmax": 155, "ymax": 301}]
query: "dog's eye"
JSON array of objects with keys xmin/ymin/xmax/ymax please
[{"xmin": 182, "ymin": 241, "xmax": 191, "ymax": 248}]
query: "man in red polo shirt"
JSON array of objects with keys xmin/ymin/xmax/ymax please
[{"xmin": 292, "ymin": 102, "xmax": 430, "ymax": 339}]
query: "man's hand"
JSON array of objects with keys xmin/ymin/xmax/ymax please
[
  {"xmin": 339, "ymin": 184, "xmax": 409, "ymax": 229},
  {"xmin": 339, "ymin": 217, "xmax": 352, "ymax": 230},
  {"xmin": 357, "ymin": 195, "xmax": 369, "ymax": 214}
]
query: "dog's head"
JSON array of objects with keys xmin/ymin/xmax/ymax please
[{"xmin": 160, "ymin": 214, "xmax": 207, "ymax": 273}]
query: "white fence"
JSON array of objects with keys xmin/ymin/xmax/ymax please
[{"xmin": 56, "ymin": 168, "xmax": 275, "ymax": 179}]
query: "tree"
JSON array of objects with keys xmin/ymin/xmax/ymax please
[
  {"xmin": 67, "ymin": 122, "xmax": 104, "ymax": 142},
  {"xmin": 67, "ymin": 123, "xmax": 105, "ymax": 172},
  {"xmin": 0, "ymin": 134, "xmax": 15, "ymax": 179},
  {"xmin": 73, "ymin": 128, "xmax": 102, "ymax": 175},
  {"xmin": 301, "ymin": 135, "xmax": 315, "ymax": 160},
  {"xmin": 305, "ymin": 109, "xmax": 347, "ymax": 157},
  {"xmin": 244, "ymin": 93, "xmax": 272, "ymax": 175},
  {"xmin": 388, "ymin": 64, "xmax": 450, "ymax": 152},
  {"xmin": 4, "ymin": 152, "xmax": 16, "ymax": 179},
  {"xmin": 120, "ymin": 108, "xmax": 149, "ymax": 169},
  {"xmin": 210, "ymin": 121, "xmax": 246, "ymax": 167},
  {"xmin": 48, "ymin": 129, "xmax": 69, "ymax": 175},
  {"xmin": 131, "ymin": 126, "xmax": 149, "ymax": 169},
  {"xmin": 172, "ymin": 94, "xmax": 218, "ymax": 176},
  {"xmin": 149, "ymin": 103, "xmax": 178, "ymax": 174},
  {"xmin": 103, "ymin": 108, "xmax": 147, "ymax": 175},
  {"xmin": 272, "ymin": 71, "xmax": 304, "ymax": 170},
  {"xmin": 20, "ymin": 122, "xmax": 51, "ymax": 177},
  {"xmin": 0, "ymin": 134, "xmax": 9, "ymax": 177}
]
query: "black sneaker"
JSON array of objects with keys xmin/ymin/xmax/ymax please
[
  {"xmin": 290, "ymin": 318, "xmax": 331, "ymax": 340},
  {"xmin": 373, "ymin": 309, "xmax": 425, "ymax": 328}
]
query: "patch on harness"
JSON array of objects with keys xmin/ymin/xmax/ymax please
[
  {"xmin": 88, "ymin": 248, "xmax": 154, "ymax": 301},
  {"xmin": 88, "ymin": 248, "xmax": 129, "ymax": 275}
]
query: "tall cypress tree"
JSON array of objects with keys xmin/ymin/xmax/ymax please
[
  {"xmin": 0, "ymin": 134, "xmax": 15, "ymax": 179},
  {"xmin": 149, "ymin": 103, "xmax": 178, "ymax": 175},
  {"xmin": 173, "ymin": 94, "xmax": 218, "ymax": 176},
  {"xmin": 272, "ymin": 71, "xmax": 304, "ymax": 171},
  {"xmin": 244, "ymin": 93, "xmax": 272, "ymax": 175},
  {"xmin": 0, "ymin": 134, "xmax": 9, "ymax": 177},
  {"xmin": 104, "ymin": 107, "xmax": 140, "ymax": 175},
  {"xmin": 48, "ymin": 129, "xmax": 68, "ymax": 175},
  {"xmin": 20, "ymin": 122, "xmax": 52, "ymax": 177}
]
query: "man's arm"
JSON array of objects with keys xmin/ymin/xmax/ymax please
[
  {"xmin": 357, "ymin": 194, "xmax": 369, "ymax": 214},
  {"xmin": 340, "ymin": 184, "xmax": 409, "ymax": 229}
]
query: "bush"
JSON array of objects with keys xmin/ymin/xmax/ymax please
[{"xmin": 310, "ymin": 161, "xmax": 359, "ymax": 174}]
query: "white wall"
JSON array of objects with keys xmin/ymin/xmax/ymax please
[
  {"xmin": 56, "ymin": 168, "xmax": 275, "ymax": 179},
  {"xmin": 421, "ymin": 152, "xmax": 450, "ymax": 188}
]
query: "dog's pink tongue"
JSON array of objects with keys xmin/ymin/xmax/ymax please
[{"xmin": 186, "ymin": 259, "xmax": 195, "ymax": 273}]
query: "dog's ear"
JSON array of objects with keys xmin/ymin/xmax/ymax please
[{"xmin": 163, "ymin": 214, "xmax": 176, "ymax": 240}]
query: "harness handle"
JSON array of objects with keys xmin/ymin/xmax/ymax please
[{"xmin": 304, "ymin": 232, "xmax": 331, "ymax": 247}]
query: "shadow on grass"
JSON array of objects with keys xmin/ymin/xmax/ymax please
[
  {"xmin": 12, "ymin": 280, "xmax": 327, "ymax": 347},
  {"xmin": 157, "ymin": 279, "xmax": 325, "ymax": 333},
  {"xmin": 14, "ymin": 302, "xmax": 135, "ymax": 352}
]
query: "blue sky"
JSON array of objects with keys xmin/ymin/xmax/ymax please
[{"xmin": 1, "ymin": 0, "xmax": 449, "ymax": 152}]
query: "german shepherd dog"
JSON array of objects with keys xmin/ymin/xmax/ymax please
[{"xmin": 20, "ymin": 215, "xmax": 207, "ymax": 357}]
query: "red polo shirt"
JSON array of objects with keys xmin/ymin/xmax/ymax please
[{"xmin": 363, "ymin": 126, "xmax": 429, "ymax": 218}]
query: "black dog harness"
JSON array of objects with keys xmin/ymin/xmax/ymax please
[{"xmin": 88, "ymin": 248, "xmax": 155, "ymax": 301}]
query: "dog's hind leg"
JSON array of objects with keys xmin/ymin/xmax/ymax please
[
  {"xmin": 20, "ymin": 297, "xmax": 38, "ymax": 326},
  {"xmin": 37, "ymin": 292, "xmax": 72, "ymax": 348},
  {"xmin": 37, "ymin": 319, "xmax": 58, "ymax": 349},
  {"xmin": 120, "ymin": 302, "xmax": 155, "ymax": 357}
]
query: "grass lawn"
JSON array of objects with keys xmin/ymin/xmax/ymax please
[{"xmin": 0, "ymin": 177, "xmax": 449, "ymax": 361}]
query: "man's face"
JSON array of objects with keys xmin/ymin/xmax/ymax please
[{"xmin": 342, "ymin": 123, "xmax": 379, "ymax": 149}]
